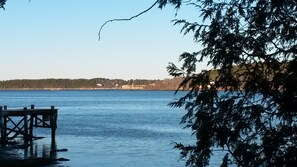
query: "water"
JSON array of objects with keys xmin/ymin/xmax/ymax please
[{"xmin": 0, "ymin": 90, "xmax": 223, "ymax": 167}]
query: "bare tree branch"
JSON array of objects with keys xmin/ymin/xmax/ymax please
[{"xmin": 98, "ymin": 0, "xmax": 159, "ymax": 41}]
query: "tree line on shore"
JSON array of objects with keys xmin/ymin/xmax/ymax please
[{"xmin": 0, "ymin": 78, "xmax": 183, "ymax": 90}]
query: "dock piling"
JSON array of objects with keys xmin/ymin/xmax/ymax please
[
  {"xmin": 0, "ymin": 105, "xmax": 58, "ymax": 145},
  {"xmin": 0, "ymin": 106, "xmax": 4, "ymax": 144}
]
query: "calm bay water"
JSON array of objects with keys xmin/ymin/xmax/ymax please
[{"xmin": 0, "ymin": 90, "xmax": 223, "ymax": 167}]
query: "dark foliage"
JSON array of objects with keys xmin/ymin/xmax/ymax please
[
  {"xmin": 0, "ymin": 0, "xmax": 6, "ymax": 9},
  {"xmin": 162, "ymin": 0, "xmax": 297, "ymax": 166}
]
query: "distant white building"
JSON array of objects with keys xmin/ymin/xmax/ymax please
[
  {"xmin": 121, "ymin": 84, "xmax": 146, "ymax": 90},
  {"xmin": 96, "ymin": 83, "xmax": 103, "ymax": 87}
]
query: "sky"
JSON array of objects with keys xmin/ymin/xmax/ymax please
[{"xmin": 0, "ymin": 0, "xmax": 207, "ymax": 80}]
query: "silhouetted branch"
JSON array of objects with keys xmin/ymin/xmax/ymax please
[
  {"xmin": 98, "ymin": 0, "xmax": 159, "ymax": 41},
  {"xmin": 0, "ymin": 0, "xmax": 6, "ymax": 10}
]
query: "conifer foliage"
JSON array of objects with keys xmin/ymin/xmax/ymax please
[
  {"xmin": 0, "ymin": 0, "xmax": 6, "ymax": 9},
  {"xmin": 163, "ymin": 0, "xmax": 297, "ymax": 166}
]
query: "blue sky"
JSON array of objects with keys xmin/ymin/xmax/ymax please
[{"xmin": 0, "ymin": 0, "xmax": 206, "ymax": 80}]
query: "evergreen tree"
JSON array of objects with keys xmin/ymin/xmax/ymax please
[{"xmin": 162, "ymin": 0, "xmax": 297, "ymax": 166}]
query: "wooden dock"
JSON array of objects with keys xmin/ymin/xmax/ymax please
[{"xmin": 0, "ymin": 105, "xmax": 58, "ymax": 145}]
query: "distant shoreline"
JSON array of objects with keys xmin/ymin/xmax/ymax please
[
  {"xmin": 0, "ymin": 78, "xmax": 183, "ymax": 91},
  {"xmin": 0, "ymin": 88, "xmax": 178, "ymax": 91}
]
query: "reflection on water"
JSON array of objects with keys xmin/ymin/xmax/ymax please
[
  {"xmin": 20, "ymin": 139, "xmax": 57, "ymax": 160},
  {"xmin": 0, "ymin": 137, "xmax": 68, "ymax": 167}
]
